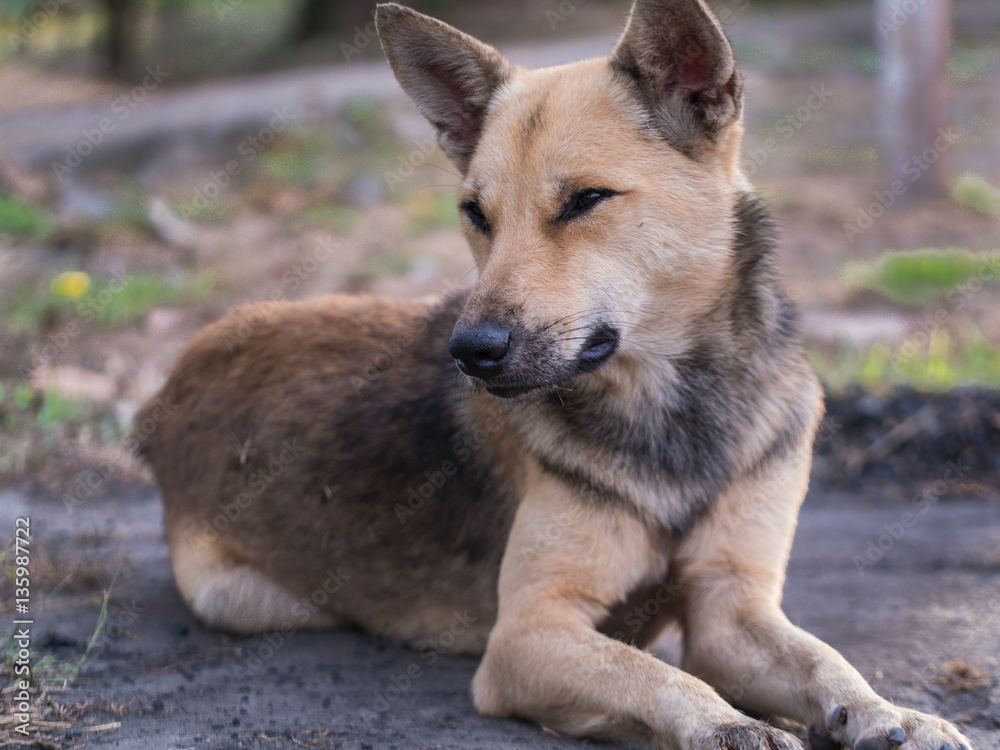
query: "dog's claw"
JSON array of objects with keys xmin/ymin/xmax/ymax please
[
  {"xmin": 808, "ymin": 725, "xmax": 842, "ymax": 750},
  {"xmin": 828, "ymin": 705, "xmax": 848, "ymax": 732},
  {"xmin": 853, "ymin": 736, "xmax": 884, "ymax": 750},
  {"xmin": 941, "ymin": 744, "xmax": 955, "ymax": 750},
  {"xmin": 887, "ymin": 728, "xmax": 905, "ymax": 747}
]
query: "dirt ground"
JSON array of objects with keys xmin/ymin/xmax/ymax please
[{"xmin": 0, "ymin": 473, "xmax": 998, "ymax": 750}]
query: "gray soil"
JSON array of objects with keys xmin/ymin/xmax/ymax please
[{"xmin": 1, "ymin": 479, "xmax": 998, "ymax": 750}]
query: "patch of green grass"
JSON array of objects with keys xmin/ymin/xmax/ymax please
[
  {"xmin": 0, "ymin": 0, "xmax": 38, "ymax": 20},
  {"xmin": 0, "ymin": 378, "xmax": 106, "ymax": 435},
  {"xmin": 844, "ymin": 249, "xmax": 1000, "ymax": 306},
  {"xmin": 259, "ymin": 126, "xmax": 344, "ymax": 186},
  {"xmin": 105, "ymin": 184, "xmax": 149, "ymax": 228},
  {"xmin": 951, "ymin": 44, "xmax": 1000, "ymax": 83},
  {"xmin": 261, "ymin": 141, "xmax": 327, "ymax": 185},
  {"xmin": 812, "ymin": 328, "xmax": 1000, "ymax": 394},
  {"xmin": 173, "ymin": 194, "xmax": 229, "ymax": 223},
  {"xmin": 11, "ymin": 383, "xmax": 35, "ymax": 409},
  {"xmin": 849, "ymin": 47, "xmax": 880, "ymax": 75},
  {"xmin": 344, "ymin": 97, "xmax": 382, "ymax": 132},
  {"xmin": 795, "ymin": 44, "xmax": 835, "ymax": 71},
  {"xmin": 0, "ymin": 194, "xmax": 55, "ymax": 240},
  {"xmin": 1, "ymin": 270, "xmax": 215, "ymax": 332},
  {"xmin": 35, "ymin": 388, "xmax": 84, "ymax": 428},
  {"xmin": 1, "ymin": 282, "xmax": 52, "ymax": 331},
  {"xmin": 294, "ymin": 204, "xmax": 359, "ymax": 232},
  {"xmin": 90, "ymin": 271, "xmax": 215, "ymax": 328},
  {"xmin": 0, "ymin": 571, "xmax": 117, "ymax": 688},
  {"xmin": 952, "ymin": 172, "xmax": 1000, "ymax": 217}
]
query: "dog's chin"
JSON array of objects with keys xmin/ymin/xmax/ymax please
[
  {"xmin": 475, "ymin": 356, "xmax": 621, "ymax": 401},
  {"xmin": 483, "ymin": 382, "xmax": 549, "ymax": 400}
]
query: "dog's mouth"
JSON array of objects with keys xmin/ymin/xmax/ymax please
[
  {"xmin": 477, "ymin": 324, "xmax": 621, "ymax": 400},
  {"xmin": 575, "ymin": 324, "xmax": 620, "ymax": 373}
]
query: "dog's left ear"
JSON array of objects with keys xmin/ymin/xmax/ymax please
[
  {"xmin": 376, "ymin": 3, "xmax": 511, "ymax": 175},
  {"xmin": 612, "ymin": 0, "xmax": 743, "ymax": 155}
]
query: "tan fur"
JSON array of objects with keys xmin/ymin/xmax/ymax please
[{"xmin": 137, "ymin": 2, "xmax": 974, "ymax": 748}]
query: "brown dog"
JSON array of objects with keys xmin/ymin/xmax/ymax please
[{"xmin": 137, "ymin": 2, "xmax": 974, "ymax": 748}]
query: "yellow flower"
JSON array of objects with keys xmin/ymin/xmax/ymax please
[{"xmin": 51, "ymin": 271, "xmax": 91, "ymax": 300}]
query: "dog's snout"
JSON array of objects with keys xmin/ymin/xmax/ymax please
[{"xmin": 448, "ymin": 325, "xmax": 512, "ymax": 381}]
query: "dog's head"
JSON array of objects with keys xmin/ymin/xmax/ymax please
[{"xmin": 377, "ymin": 0, "xmax": 747, "ymax": 398}]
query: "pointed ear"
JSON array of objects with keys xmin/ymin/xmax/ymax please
[
  {"xmin": 611, "ymin": 0, "xmax": 743, "ymax": 156},
  {"xmin": 376, "ymin": 3, "xmax": 511, "ymax": 174}
]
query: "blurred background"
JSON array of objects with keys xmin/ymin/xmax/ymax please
[
  {"xmin": 0, "ymin": 0, "xmax": 998, "ymax": 490},
  {"xmin": 0, "ymin": 2, "xmax": 999, "ymax": 748}
]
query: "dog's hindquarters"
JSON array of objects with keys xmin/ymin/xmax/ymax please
[{"xmin": 138, "ymin": 293, "xmax": 518, "ymax": 648}]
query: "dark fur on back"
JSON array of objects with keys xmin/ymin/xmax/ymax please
[{"xmin": 142, "ymin": 293, "xmax": 520, "ymax": 638}]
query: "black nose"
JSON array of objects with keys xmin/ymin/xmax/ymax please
[{"xmin": 448, "ymin": 324, "xmax": 511, "ymax": 381}]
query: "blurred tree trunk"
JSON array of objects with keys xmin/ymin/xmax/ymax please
[
  {"xmin": 103, "ymin": 0, "xmax": 136, "ymax": 78},
  {"xmin": 875, "ymin": 0, "xmax": 952, "ymax": 202}
]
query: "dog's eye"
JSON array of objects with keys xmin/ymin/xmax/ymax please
[
  {"xmin": 559, "ymin": 189, "xmax": 614, "ymax": 222},
  {"xmin": 461, "ymin": 201, "xmax": 490, "ymax": 234}
]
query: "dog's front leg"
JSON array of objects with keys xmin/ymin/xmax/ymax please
[
  {"xmin": 675, "ymin": 452, "xmax": 973, "ymax": 750},
  {"xmin": 473, "ymin": 468, "xmax": 803, "ymax": 750}
]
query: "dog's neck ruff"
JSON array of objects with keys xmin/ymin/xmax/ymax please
[{"xmin": 510, "ymin": 192, "xmax": 817, "ymax": 535}]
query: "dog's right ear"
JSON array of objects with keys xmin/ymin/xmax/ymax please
[
  {"xmin": 611, "ymin": 0, "xmax": 742, "ymax": 157},
  {"xmin": 376, "ymin": 3, "xmax": 511, "ymax": 175}
]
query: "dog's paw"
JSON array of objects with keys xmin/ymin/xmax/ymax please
[
  {"xmin": 814, "ymin": 703, "xmax": 972, "ymax": 750},
  {"xmin": 693, "ymin": 721, "xmax": 805, "ymax": 750}
]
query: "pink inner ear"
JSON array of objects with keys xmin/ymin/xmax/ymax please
[
  {"xmin": 420, "ymin": 56, "xmax": 493, "ymax": 148},
  {"xmin": 663, "ymin": 47, "xmax": 714, "ymax": 96}
]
